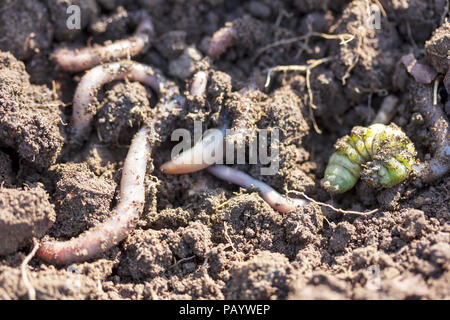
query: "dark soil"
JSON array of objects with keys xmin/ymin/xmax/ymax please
[{"xmin": 0, "ymin": 0, "xmax": 448, "ymax": 300}]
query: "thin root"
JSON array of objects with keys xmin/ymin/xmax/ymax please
[
  {"xmin": 21, "ymin": 239, "xmax": 39, "ymax": 300},
  {"xmin": 287, "ymin": 190, "xmax": 378, "ymax": 216}
]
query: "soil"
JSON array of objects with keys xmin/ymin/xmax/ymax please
[{"xmin": 0, "ymin": 0, "xmax": 449, "ymax": 300}]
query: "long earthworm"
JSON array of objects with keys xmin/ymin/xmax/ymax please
[
  {"xmin": 207, "ymin": 165, "xmax": 308, "ymax": 214},
  {"xmin": 71, "ymin": 60, "xmax": 179, "ymax": 144},
  {"xmin": 36, "ymin": 125, "xmax": 151, "ymax": 265},
  {"xmin": 411, "ymin": 82, "xmax": 450, "ymax": 183},
  {"xmin": 53, "ymin": 15, "xmax": 154, "ymax": 72}
]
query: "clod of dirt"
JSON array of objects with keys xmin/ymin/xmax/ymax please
[
  {"xmin": 397, "ymin": 209, "xmax": 426, "ymax": 241},
  {"xmin": 118, "ymin": 229, "xmax": 173, "ymax": 280},
  {"xmin": 168, "ymin": 46, "xmax": 203, "ymax": 80},
  {"xmin": 289, "ymin": 272, "xmax": 350, "ymax": 299},
  {"xmin": 425, "ymin": 20, "xmax": 450, "ymax": 74},
  {"xmin": 0, "ymin": 266, "xmax": 101, "ymax": 299},
  {"xmin": 0, "ymin": 51, "xmax": 65, "ymax": 169},
  {"xmin": 311, "ymin": 68, "xmax": 349, "ymax": 131},
  {"xmin": 0, "ymin": 151, "xmax": 15, "ymax": 187},
  {"xmin": 283, "ymin": 204, "xmax": 323, "ymax": 245},
  {"xmin": 155, "ymin": 30, "xmax": 187, "ymax": 59},
  {"xmin": 45, "ymin": 0, "xmax": 99, "ymax": 42},
  {"xmin": 96, "ymin": 82, "xmax": 151, "ymax": 145},
  {"xmin": 427, "ymin": 242, "xmax": 450, "ymax": 267},
  {"xmin": 331, "ymin": 0, "xmax": 401, "ymax": 102},
  {"xmin": 380, "ymin": 0, "xmax": 446, "ymax": 44},
  {"xmin": 167, "ymin": 221, "xmax": 213, "ymax": 260},
  {"xmin": 0, "ymin": 186, "xmax": 55, "ymax": 256},
  {"xmin": 225, "ymin": 251, "xmax": 294, "ymax": 299},
  {"xmin": 119, "ymin": 222, "xmax": 212, "ymax": 280},
  {"xmin": 351, "ymin": 246, "xmax": 378, "ymax": 268},
  {"xmin": 208, "ymin": 69, "xmax": 233, "ymax": 104},
  {"xmin": 0, "ymin": 0, "xmax": 53, "ymax": 60},
  {"xmin": 329, "ymin": 221, "xmax": 356, "ymax": 252},
  {"xmin": 46, "ymin": 163, "xmax": 117, "ymax": 238}
]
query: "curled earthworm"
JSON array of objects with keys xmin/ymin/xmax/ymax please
[
  {"xmin": 53, "ymin": 16, "xmax": 154, "ymax": 72},
  {"xmin": 411, "ymin": 82, "xmax": 450, "ymax": 183},
  {"xmin": 322, "ymin": 123, "xmax": 416, "ymax": 194},
  {"xmin": 37, "ymin": 126, "xmax": 151, "ymax": 265},
  {"xmin": 71, "ymin": 60, "xmax": 179, "ymax": 143},
  {"xmin": 207, "ymin": 165, "xmax": 308, "ymax": 214},
  {"xmin": 208, "ymin": 24, "xmax": 238, "ymax": 58}
]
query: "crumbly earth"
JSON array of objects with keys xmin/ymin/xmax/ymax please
[{"xmin": 0, "ymin": 0, "xmax": 448, "ymax": 300}]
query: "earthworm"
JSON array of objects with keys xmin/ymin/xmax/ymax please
[
  {"xmin": 207, "ymin": 165, "xmax": 308, "ymax": 214},
  {"xmin": 53, "ymin": 16, "xmax": 154, "ymax": 72},
  {"xmin": 71, "ymin": 60, "xmax": 179, "ymax": 143},
  {"xmin": 411, "ymin": 82, "xmax": 450, "ymax": 183},
  {"xmin": 208, "ymin": 24, "xmax": 238, "ymax": 58},
  {"xmin": 37, "ymin": 126, "xmax": 151, "ymax": 265},
  {"xmin": 160, "ymin": 125, "xmax": 227, "ymax": 174}
]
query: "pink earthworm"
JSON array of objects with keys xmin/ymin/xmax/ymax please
[
  {"xmin": 411, "ymin": 82, "xmax": 450, "ymax": 183},
  {"xmin": 71, "ymin": 60, "xmax": 179, "ymax": 143},
  {"xmin": 37, "ymin": 126, "xmax": 151, "ymax": 265},
  {"xmin": 53, "ymin": 16, "xmax": 154, "ymax": 72},
  {"xmin": 160, "ymin": 125, "xmax": 227, "ymax": 174},
  {"xmin": 208, "ymin": 24, "xmax": 238, "ymax": 59},
  {"xmin": 207, "ymin": 165, "xmax": 308, "ymax": 214}
]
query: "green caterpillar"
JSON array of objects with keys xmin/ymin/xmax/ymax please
[{"xmin": 322, "ymin": 123, "xmax": 417, "ymax": 194}]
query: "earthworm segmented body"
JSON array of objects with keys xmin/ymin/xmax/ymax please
[
  {"xmin": 53, "ymin": 16, "xmax": 154, "ymax": 72},
  {"xmin": 411, "ymin": 82, "xmax": 450, "ymax": 183},
  {"xmin": 208, "ymin": 25, "xmax": 238, "ymax": 58},
  {"xmin": 71, "ymin": 60, "xmax": 179, "ymax": 143},
  {"xmin": 37, "ymin": 126, "xmax": 151, "ymax": 265},
  {"xmin": 207, "ymin": 165, "xmax": 308, "ymax": 214},
  {"xmin": 322, "ymin": 123, "xmax": 417, "ymax": 194}
]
